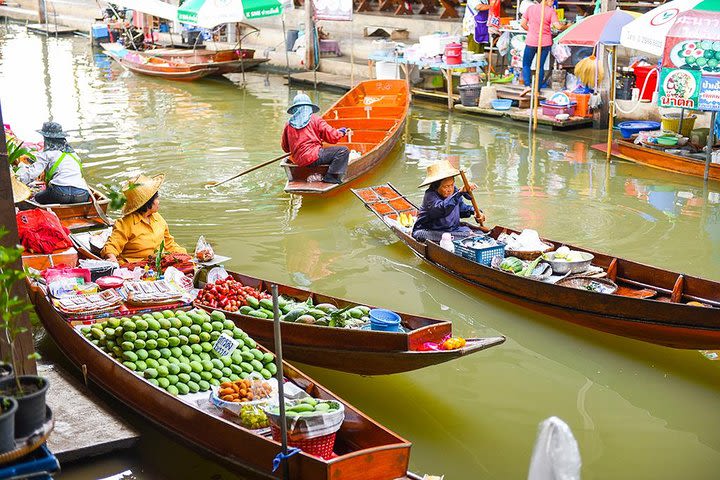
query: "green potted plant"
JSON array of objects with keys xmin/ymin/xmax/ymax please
[
  {"xmin": 0, "ymin": 229, "xmax": 48, "ymax": 439},
  {"xmin": 0, "ymin": 397, "xmax": 17, "ymax": 453}
]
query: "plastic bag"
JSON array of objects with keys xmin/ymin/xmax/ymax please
[
  {"xmin": 527, "ymin": 417, "xmax": 581, "ymax": 480},
  {"xmin": 16, "ymin": 209, "xmax": 72, "ymax": 254},
  {"xmin": 497, "ymin": 31, "xmax": 511, "ymax": 56},
  {"xmin": 551, "ymin": 43, "xmax": 571, "ymax": 63},
  {"xmin": 194, "ymin": 235, "xmax": 214, "ymax": 262}
]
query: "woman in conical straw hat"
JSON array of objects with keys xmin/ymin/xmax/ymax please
[
  {"xmin": 412, "ymin": 160, "xmax": 486, "ymax": 243},
  {"xmin": 102, "ymin": 173, "xmax": 187, "ymax": 264}
]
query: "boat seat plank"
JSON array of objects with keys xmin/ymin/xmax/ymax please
[{"xmin": 671, "ymin": 275, "xmax": 685, "ymax": 303}]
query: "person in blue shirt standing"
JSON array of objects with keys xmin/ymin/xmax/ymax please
[
  {"xmin": 17, "ymin": 122, "xmax": 90, "ymax": 204},
  {"xmin": 412, "ymin": 160, "xmax": 485, "ymax": 243}
]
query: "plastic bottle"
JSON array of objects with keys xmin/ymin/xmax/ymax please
[{"xmin": 439, "ymin": 233, "xmax": 455, "ymax": 253}]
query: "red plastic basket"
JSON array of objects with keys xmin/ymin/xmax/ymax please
[{"xmin": 270, "ymin": 425, "xmax": 336, "ymax": 460}]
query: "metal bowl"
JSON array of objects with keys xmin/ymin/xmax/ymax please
[{"xmin": 542, "ymin": 251, "xmax": 594, "ymax": 274}]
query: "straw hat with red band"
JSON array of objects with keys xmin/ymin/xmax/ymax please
[
  {"xmin": 418, "ymin": 159, "xmax": 461, "ymax": 188},
  {"xmin": 122, "ymin": 173, "xmax": 165, "ymax": 215}
]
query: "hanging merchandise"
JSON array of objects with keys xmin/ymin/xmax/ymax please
[
  {"xmin": 497, "ymin": 31, "xmax": 511, "ymax": 56},
  {"xmin": 551, "ymin": 43, "xmax": 571, "ymax": 63},
  {"xmin": 314, "ymin": 0, "xmax": 352, "ymax": 21}
]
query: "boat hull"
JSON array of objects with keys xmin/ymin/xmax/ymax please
[
  {"xmin": 28, "ymin": 286, "xmax": 413, "ymax": 479},
  {"xmin": 615, "ymin": 139, "xmax": 720, "ymax": 182}
]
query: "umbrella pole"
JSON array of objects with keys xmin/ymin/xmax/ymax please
[
  {"xmin": 704, "ymin": 111, "xmax": 716, "ymax": 181},
  {"xmin": 532, "ymin": 1, "xmax": 547, "ymax": 132},
  {"xmin": 606, "ymin": 45, "xmax": 617, "ymax": 162},
  {"xmin": 271, "ymin": 284, "xmax": 290, "ymax": 480},
  {"xmin": 678, "ymin": 107, "xmax": 684, "ymax": 136}
]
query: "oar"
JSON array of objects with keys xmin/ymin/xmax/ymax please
[
  {"xmin": 459, "ymin": 170, "xmax": 491, "ymax": 234},
  {"xmin": 205, "ymin": 153, "xmax": 291, "ymax": 189}
]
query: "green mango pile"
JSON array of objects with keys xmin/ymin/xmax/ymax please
[
  {"xmin": 80, "ymin": 308, "xmax": 277, "ymax": 396},
  {"xmin": 266, "ymin": 397, "xmax": 341, "ymax": 417}
]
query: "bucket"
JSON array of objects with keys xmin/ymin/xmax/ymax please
[
  {"xmin": 569, "ymin": 93, "xmax": 592, "ymax": 118},
  {"xmin": 632, "ymin": 64, "xmax": 658, "ymax": 101},
  {"xmin": 661, "ymin": 113, "xmax": 696, "ymax": 137},
  {"xmin": 459, "ymin": 84, "xmax": 482, "ymax": 107},
  {"xmin": 375, "ymin": 61, "xmax": 400, "ymax": 80},
  {"xmin": 444, "ymin": 42, "xmax": 462, "ymax": 65},
  {"xmin": 369, "ymin": 309, "xmax": 402, "ymax": 332}
]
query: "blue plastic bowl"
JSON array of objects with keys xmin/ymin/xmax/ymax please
[
  {"xmin": 369, "ymin": 309, "xmax": 402, "ymax": 332},
  {"xmin": 617, "ymin": 121, "xmax": 661, "ymax": 139},
  {"xmin": 491, "ymin": 99, "xmax": 512, "ymax": 111}
]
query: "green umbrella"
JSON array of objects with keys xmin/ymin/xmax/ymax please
[{"xmin": 178, "ymin": 0, "xmax": 284, "ymax": 28}]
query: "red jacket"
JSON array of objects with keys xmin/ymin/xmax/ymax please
[{"xmin": 281, "ymin": 115, "xmax": 344, "ymax": 167}]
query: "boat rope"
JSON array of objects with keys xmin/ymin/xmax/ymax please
[{"xmin": 271, "ymin": 447, "xmax": 302, "ymax": 472}]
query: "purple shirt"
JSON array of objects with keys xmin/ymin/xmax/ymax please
[{"xmin": 413, "ymin": 187, "xmax": 475, "ymax": 233}]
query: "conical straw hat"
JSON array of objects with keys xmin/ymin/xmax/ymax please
[
  {"xmin": 122, "ymin": 173, "xmax": 165, "ymax": 215},
  {"xmin": 10, "ymin": 172, "xmax": 31, "ymax": 203},
  {"xmin": 418, "ymin": 159, "xmax": 461, "ymax": 188}
]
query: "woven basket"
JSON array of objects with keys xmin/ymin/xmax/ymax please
[
  {"xmin": 505, "ymin": 242, "xmax": 553, "ymax": 261},
  {"xmin": 271, "ymin": 425, "xmax": 337, "ymax": 459}
]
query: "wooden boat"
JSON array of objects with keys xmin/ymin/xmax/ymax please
[
  {"xmin": 101, "ymin": 43, "xmax": 218, "ymax": 81},
  {"xmin": 611, "ymin": 139, "xmax": 720, "ymax": 182},
  {"xmin": 17, "ymin": 187, "xmax": 110, "ymax": 232},
  {"xmin": 27, "ymin": 283, "xmax": 417, "ymax": 479},
  {"xmin": 196, "ymin": 271, "xmax": 505, "ymax": 375},
  {"xmin": 282, "ymin": 79, "xmax": 409, "ymax": 195},
  {"xmin": 354, "ymin": 184, "xmax": 720, "ymax": 350},
  {"xmin": 145, "ymin": 48, "xmax": 269, "ymax": 75}
]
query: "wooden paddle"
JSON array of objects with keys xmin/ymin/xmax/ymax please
[
  {"xmin": 205, "ymin": 153, "xmax": 291, "ymax": 188},
  {"xmin": 459, "ymin": 170, "xmax": 490, "ymax": 233}
]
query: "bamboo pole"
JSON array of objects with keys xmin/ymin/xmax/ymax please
[
  {"xmin": 531, "ymin": 0, "xmax": 548, "ymax": 132},
  {"xmin": 606, "ymin": 45, "xmax": 617, "ymax": 161}
]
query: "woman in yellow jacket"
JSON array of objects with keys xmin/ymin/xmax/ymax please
[{"xmin": 102, "ymin": 173, "xmax": 186, "ymax": 264}]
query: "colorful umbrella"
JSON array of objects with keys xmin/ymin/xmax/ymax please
[
  {"xmin": 555, "ymin": 9, "xmax": 640, "ymax": 46},
  {"xmin": 620, "ymin": 0, "xmax": 720, "ymax": 56},
  {"xmin": 178, "ymin": 0, "xmax": 285, "ymax": 28}
]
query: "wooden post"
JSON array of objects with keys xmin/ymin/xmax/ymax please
[
  {"xmin": 305, "ymin": 0, "xmax": 316, "ymax": 70},
  {"xmin": 0, "ymin": 103, "xmax": 38, "ymax": 376},
  {"xmin": 37, "ymin": 0, "xmax": 47, "ymax": 24}
]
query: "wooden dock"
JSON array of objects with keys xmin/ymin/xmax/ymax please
[
  {"xmin": 26, "ymin": 23, "xmax": 77, "ymax": 35},
  {"xmin": 454, "ymin": 104, "xmax": 594, "ymax": 130},
  {"xmin": 40, "ymin": 362, "xmax": 139, "ymax": 463}
]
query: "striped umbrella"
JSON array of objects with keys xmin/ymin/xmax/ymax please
[
  {"xmin": 621, "ymin": 0, "xmax": 720, "ymax": 56},
  {"xmin": 555, "ymin": 9, "xmax": 640, "ymax": 46}
]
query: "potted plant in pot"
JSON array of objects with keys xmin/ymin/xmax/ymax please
[
  {"xmin": 0, "ymin": 397, "xmax": 17, "ymax": 453},
  {"xmin": 0, "ymin": 228, "xmax": 48, "ymax": 440}
]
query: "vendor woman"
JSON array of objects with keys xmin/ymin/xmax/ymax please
[
  {"xmin": 412, "ymin": 160, "xmax": 486, "ymax": 243},
  {"xmin": 102, "ymin": 173, "xmax": 187, "ymax": 264},
  {"xmin": 281, "ymin": 92, "xmax": 349, "ymax": 184},
  {"xmin": 17, "ymin": 122, "xmax": 90, "ymax": 204}
]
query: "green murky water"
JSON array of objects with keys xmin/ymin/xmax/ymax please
[{"xmin": 2, "ymin": 25, "xmax": 720, "ymax": 479}]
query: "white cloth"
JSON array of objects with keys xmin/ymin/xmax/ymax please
[
  {"xmin": 519, "ymin": 0, "xmax": 538, "ymax": 16},
  {"xmin": 17, "ymin": 150, "xmax": 88, "ymax": 190},
  {"xmin": 462, "ymin": 0, "xmax": 488, "ymax": 37}
]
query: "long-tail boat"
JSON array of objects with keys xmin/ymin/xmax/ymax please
[
  {"xmin": 145, "ymin": 47, "xmax": 269, "ymax": 75},
  {"xmin": 353, "ymin": 184, "xmax": 720, "ymax": 350},
  {"xmin": 18, "ymin": 187, "xmax": 110, "ymax": 232},
  {"xmin": 196, "ymin": 271, "xmax": 505, "ymax": 375},
  {"xmin": 282, "ymin": 79, "xmax": 410, "ymax": 195},
  {"xmin": 27, "ymin": 283, "xmax": 418, "ymax": 479},
  {"xmin": 101, "ymin": 43, "xmax": 218, "ymax": 81}
]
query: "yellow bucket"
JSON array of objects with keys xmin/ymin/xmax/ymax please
[{"xmin": 661, "ymin": 113, "xmax": 696, "ymax": 137}]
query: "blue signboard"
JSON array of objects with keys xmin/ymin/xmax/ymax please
[{"xmin": 698, "ymin": 76, "xmax": 720, "ymax": 112}]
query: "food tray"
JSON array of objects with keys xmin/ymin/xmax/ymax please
[
  {"xmin": 453, "ymin": 236, "xmax": 505, "ymax": 266},
  {"xmin": 542, "ymin": 251, "xmax": 594, "ymax": 274},
  {"xmin": 209, "ymin": 378, "xmax": 279, "ymax": 414},
  {"xmin": 505, "ymin": 242, "xmax": 554, "ymax": 261},
  {"xmin": 556, "ymin": 276, "xmax": 618, "ymax": 294}
]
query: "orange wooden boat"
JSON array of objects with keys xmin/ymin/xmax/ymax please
[
  {"xmin": 17, "ymin": 187, "xmax": 110, "ymax": 232},
  {"xmin": 27, "ymin": 284, "xmax": 418, "ymax": 479},
  {"xmin": 144, "ymin": 48, "xmax": 269, "ymax": 75},
  {"xmin": 354, "ymin": 184, "xmax": 720, "ymax": 350},
  {"xmin": 610, "ymin": 139, "xmax": 720, "ymax": 182},
  {"xmin": 101, "ymin": 43, "xmax": 218, "ymax": 81},
  {"xmin": 282, "ymin": 79, "xmax": 409, "ymax": 195}
]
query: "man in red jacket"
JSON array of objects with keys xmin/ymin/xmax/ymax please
[{"xmin": 281, "ymin": 93, "xmax": 349, "ymax": 184}]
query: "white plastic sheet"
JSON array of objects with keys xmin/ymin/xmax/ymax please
[{"xmin": 528, "ymin": 417, "xmax": 581, "ymax": 480}]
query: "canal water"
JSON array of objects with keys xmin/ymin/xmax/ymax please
[{"xmin": 2, "ymin": 25, "xmax": 720, "ymax": 479}]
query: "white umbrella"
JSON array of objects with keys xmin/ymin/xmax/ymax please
[{"xmin": 620, "ymin": 0, "xmax": 707, "ymax": 56}]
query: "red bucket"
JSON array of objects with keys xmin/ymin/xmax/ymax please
[
  {"xmin": 271, "ymin": 425, "xmax": 337, "ymax": 460},
  {"xmin": 444, "ymin": 42, "xmax": 462, "ymax": 65},
  {"xmin": 632, "ymin": 64, "xmax": 658, "ymax": 101}
]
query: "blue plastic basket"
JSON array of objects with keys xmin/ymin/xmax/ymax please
[
  {"xmin": 369, "ymin": 309, "xmax": 402, "ymax": 332},
  {"xmin": 453, "ymin": 236, "xmax": 505, "ymax": 266},
  {"xmin": 0, "ymin": 444, "xmax": 59, "ymax": 478}
]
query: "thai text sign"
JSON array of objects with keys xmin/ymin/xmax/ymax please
[
  {"xmin": 698, "ymin": 76, "xmax": 720, "ymax": 111},
  {"xmin": 659, "ymin": 68, "xmax": 700, "ymax": 109}
]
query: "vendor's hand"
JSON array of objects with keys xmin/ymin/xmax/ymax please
[
  {"xmin": 475, "ymin": 213, "xmax": 486, "ymax": 225},
  {"xmin": 105, "ymin": 254, "xmax": 118, "ymax": 263},
  {"xmin": 460, "ymin": 182, "xmax": 478, "ymax": 193},
  {"xmin": 338, "ymin": 127, "xmax": 348, "ymax": 136}
]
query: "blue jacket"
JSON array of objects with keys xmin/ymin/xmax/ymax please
[{"xmin": 413, "ymin": 187, "xmax": 474, "ymax": 233}]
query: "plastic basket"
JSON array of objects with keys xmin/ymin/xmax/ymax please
[
  {"xmin": 458, "ymin": 84, "xmax": 482, "ymax": 107},
  {"xmin": 271, "ymin": 425, "xmax": 337, "ymax": 459},
  {"xmin": 453, "ymin": 237, "xmax": 505, "ymax": 266}
]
